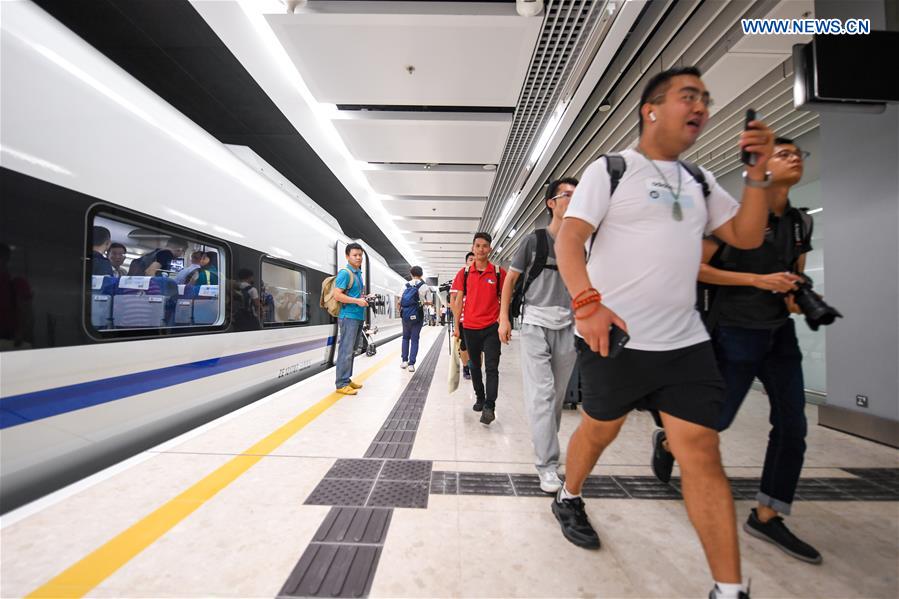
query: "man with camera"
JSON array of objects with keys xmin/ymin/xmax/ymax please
[{"xmin": 650, "ymin": 137, "xmax": 827, "ymax": 565}]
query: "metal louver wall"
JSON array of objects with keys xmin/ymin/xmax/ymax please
[
  {"xmin": 481, "ymin": 0, "xmax": 608, "ymax": 232},
  {"xmin": 487, "ymin": 0, "xmax": 821, "ymax": 264}
]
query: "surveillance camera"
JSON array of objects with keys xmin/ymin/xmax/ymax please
[
  {"xmin": 283, "ymin": 0, "xmax": 306, "ymax": 13},
  {"xmin": 516, "ymin": 0, "xmax": 544, "ymax": 17}
]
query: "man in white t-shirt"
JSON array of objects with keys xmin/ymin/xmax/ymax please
[{"xmin": 552, "ymin": 66, "xmax": 773, "ymax": 599}]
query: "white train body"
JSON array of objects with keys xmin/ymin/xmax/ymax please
[{"xmin": 0, "ymin": 2, "xmax": 406, "ymax": 511}]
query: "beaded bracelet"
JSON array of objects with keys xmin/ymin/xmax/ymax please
[
  {"xmin": 573, "ymin": 294, "xmax": 602, "ymax": 319},
  {"xmin": 571, "ymin": 287, "xmax": 602, "ymax": 310}
]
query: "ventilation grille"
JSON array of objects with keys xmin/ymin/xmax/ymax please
[{"xmin": 482, "ymin": 0, "xmax": 606, "ymax": 231}]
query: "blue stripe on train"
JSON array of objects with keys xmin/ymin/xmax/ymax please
[{"xmin": 0, "ymin": 336, "xmax": 336, "ymax": 430}]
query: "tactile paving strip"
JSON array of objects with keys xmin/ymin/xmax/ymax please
[
  {"xmin": 458, "ymin": 472, "xmax": 515, "ymax": 496},
  {"xmin": 380, "ymin": 459, "xmax": 432, "ymax": 482},
  {"xmin": 305, "ymin": 479, "xmax": 374, "ymax": 507},
  {"xmin": 286, "ymin": 332, "xmax": 445, "ymax": 597},
  {"xmin": 430, "ymin": 471, "xmax": 459, "ymax": 495},
  {"xmin": 313, "ymin": 507, "xmax": 393, "ymax": 544},
  {"xmin": 362, "ymin": 332, "xmax": 445, "ymax": 461},
  {"xmin": 432, "ymin": 470, "xmax": 899, "ymax": 501},
  {"xmin": 279, "ymin": 542, "xmax": 381, "ymax": 598},
  {"xmin": 368, "ymin": 481, "xmax": 430, "ymax": 509},
  {"xmin": 325, "ymin": 459, "xmax": 385, "ymax": 481}
]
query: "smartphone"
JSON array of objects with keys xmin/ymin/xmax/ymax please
[
  {"xmin": 741, "ymin": 109, "xmax": 758, "ymax": 166},
  {"xmin": 608, "ymin": 323, "xmax": 630, "ymax": 358}
]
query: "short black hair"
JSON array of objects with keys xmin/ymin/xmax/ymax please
[
  {"xmin": 410, "ymin": 265, "xmax": 423, "ymax": 278},
  {"xmin": 155, "ymin": 250, "xmax": 174, "ymax": 269},
  {"xmin": 345, "ymin": 242, "xmax": 364, "ymax": 256},
  {"xmin": 166, "ymin": 237, "xmax": 189, "ymax": 250},
  {"xmin": 544, "ymin": 177, "xmax": 579, "ymax": 217},
  {"xmin": 92, "ymin": 226, "xmax": 111, "ymax": 246},
  {"xmin": 108, "ymin": 242, "xmax": 127, "ymax": 253},
  {"xmin": 465, "ymin": 252, "xmax": 474, "ymax": 261},
  {"xmin": 775, "ymin": 136, "xmax": 797, "ymax": 148},
  {"xmin": 473, "ymin": 232, "xmax": 492, "ymax": 245},
  {"xmin": 238, "ymin": 268, "xmax": 254, "ymax": 280},
  {"xmin": 637, "ymin": 66, "xmax": 703, "ymax": 134}
]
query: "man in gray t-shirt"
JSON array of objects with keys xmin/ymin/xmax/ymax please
[{"xmin": 499, "ymin": 177, "xmax": 578, "ymax": 493}]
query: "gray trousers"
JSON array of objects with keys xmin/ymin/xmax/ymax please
[{"xmin": 520, "ymin": 323, "xmax": 577, "ymax": 474}]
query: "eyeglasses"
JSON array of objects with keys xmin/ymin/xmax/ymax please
[
  {"xmin": 649, "ymin": 91, "xmax": 714, "ymax": 108},
  {"xmin": 549, "ymin": 191, "xmax": 574, "ymax": 200},
  {"xmin": 772, "ymin": 149, "xmax": 810, "ymax": 161}
]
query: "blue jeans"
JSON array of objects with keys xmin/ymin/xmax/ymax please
[
  {"xmin": 335, "ymin": 317, "xmax": 363, "ymax": 388},
  {"xmin": 401, "ymin": 317, "xmax": 423, "ymax": 365},
  {"xmin": 714, "ymin": 319, "xmax": 807, "ymax": 514}
]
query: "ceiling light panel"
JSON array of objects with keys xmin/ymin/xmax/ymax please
[
  {"xmin": 396, "ymin": 218, "xmax": 481, "ymax": 233},
  {"xmin": 266, "ymin": 3, "xmax": 542, "ymax": 107},
  {"xmin": 381, "ymin": 198, "xmax": 485, "ymax": 218},
  {"xmin": 365, "ymin": 167, "xmax": 495, "ymax": 197},
  {"xmin": 332, "ymin": 111, "xmax": 512, "ymax": 164}
]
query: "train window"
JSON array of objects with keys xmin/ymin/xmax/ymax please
[
  {"xmin": 88, "ymin": 212, "xmax": 227, "ymax": 333},
  {"xmin": 260, "ymin": 259, "xmax": 308, "ymax": 325}
]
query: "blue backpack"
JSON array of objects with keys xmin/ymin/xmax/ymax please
[{"xmin": 400, "ymin": 280, "xmax": 424, "ymax": 321}]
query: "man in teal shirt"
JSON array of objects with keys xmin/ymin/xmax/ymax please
[{"xmin": 333, "ymin": 243, "xmax": 368, "ymax": 394}]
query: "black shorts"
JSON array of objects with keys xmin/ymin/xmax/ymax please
[
  {"xmin": 459, "ymin": 328, "xmax": 468, "ymax": 352},
  {"xmin": 576, "ymin": 337, "xmax": 724, "ymax": 429}
]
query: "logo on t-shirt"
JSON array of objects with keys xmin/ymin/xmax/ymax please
[
  {"xmin": 487, "ymin": 278, "xmax": 496, "ymax": 285},
  {"xmin": 646, "ymin": 180, "xmax": 695, "ymax": 208}
]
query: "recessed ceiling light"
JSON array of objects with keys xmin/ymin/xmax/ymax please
[
  {"xmin": 599, "ymin": 100, "xmax": 612, "ymax": 112},
  {"xmin": 483, "ymin": 164, "xmax": 497, "ymax": 171}
]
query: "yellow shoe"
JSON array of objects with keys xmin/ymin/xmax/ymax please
[
  {"xmin": 336, "ymin": 385, "xmax": 357, "ymax": 395},
  {"xmin": 348, "ymin": 380, "xmax": 363, "ymax": 389}
]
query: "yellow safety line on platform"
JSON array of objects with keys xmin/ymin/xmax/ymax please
[{"xmin": 27, "ymin": 350, "xmax": 399, "ymax": 598}]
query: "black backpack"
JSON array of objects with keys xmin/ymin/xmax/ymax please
[{"xmin": 509, "ymin": 228, "xmax": 556, "ymax": 319}]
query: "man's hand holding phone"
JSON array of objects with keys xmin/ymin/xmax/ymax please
[
  {"xmin": 740, "ymin": 108, "xmax": 774, "ymax": 179},
  {"xmin": 576, "ymin": 301, "xmax": 629, "ymax": 358}
]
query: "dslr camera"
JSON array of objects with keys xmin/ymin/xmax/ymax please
[
  {"xmin": 790, "ymin": 276, "xmax": 842, "ymax": 330},
  {"xmin": 364, "ymin": 293, "xmax": 385, "ymax": 308},
  {"xmin": 438, "ymin": 281, "xmax": 452, "ymax": 293}
]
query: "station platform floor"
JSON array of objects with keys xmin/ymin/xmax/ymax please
[{"xmin": 1, "ymin": 327, "xmax": 897, "ymax": 598}]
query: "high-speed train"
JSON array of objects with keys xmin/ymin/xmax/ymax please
[{"xmin": 0, "ymin": 2, "xmax": 408, "ymax": 512}]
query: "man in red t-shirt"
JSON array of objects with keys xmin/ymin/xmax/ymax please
[{"xmin": 450, "ymin": 232, "xmax": 506, "ymax": 425}]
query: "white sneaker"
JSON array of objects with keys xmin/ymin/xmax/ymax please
[
  {"xmin": 401, "ymin": 362, "xmax": 408, "ymax": 369},
  {"xmin": 408, "ymin": 364, "xmax": 415, "ymax": 372},
  {"xmin": 539, "ymin": 470, "xmax": 563, "ymax": 494}
]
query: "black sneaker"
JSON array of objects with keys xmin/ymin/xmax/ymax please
[
  {"xmin": 480, "ymin": 407, "xmax": 495, "ymax": 425},
  {"xmin": 462, "ymin": 366, "xmax": 471, "ymax": 380},
  {"xmin": 744, "ymin": 508, "xmax": 822, "ymax": 564},
  {"xmin": 651, "ymin": 428, "xmax": 674, "ymax": 483},
  {"xmin": 551, "ymin": 492, "xmax": 600, "ymax": 549},
  {"xmin": 472, "ymin": 401, "xmax": 484, "ymax": 412},
  {"xmin": 708, "ymin": 585, "xmax": 750, "ymax": 598}
]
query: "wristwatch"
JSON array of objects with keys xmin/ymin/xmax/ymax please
[{"xmin": 742, "ymin": 170, "xmax": 772, "ymax": 188}]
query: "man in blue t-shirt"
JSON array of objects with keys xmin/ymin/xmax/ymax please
[{"xmin": 332, "ymin": 243, "xmax": 368, "ymax": 394}]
